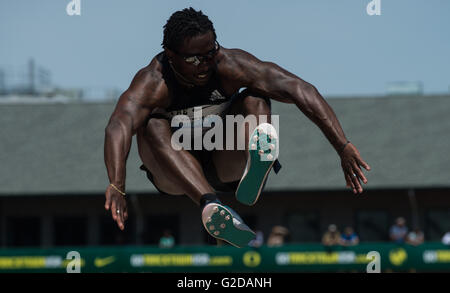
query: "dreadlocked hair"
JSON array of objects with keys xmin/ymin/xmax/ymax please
[{"xmin": 162, "ymin": 7, "xmax": 216, "ymax": 51}]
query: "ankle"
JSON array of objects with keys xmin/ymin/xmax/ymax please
[{"xmin": 200, "ymin": 193, "xmax": 221, "ymax": 210}]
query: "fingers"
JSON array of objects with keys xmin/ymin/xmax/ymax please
[
  {"xmin": 111, "ymin": 200, "xmax": 118, "ymax": 221},
  {"xmin": 341, "ymin": 145, "xmax": 370, "ymax": 194},
  {"xmin": 118, "ymin": 211, "xmax": 124, "ymax": 231},
  {"xmin": 104, "ymin": 189, "xmax": 112, "ymax": 211},
  {"xmin": 115, "ymin": 202, "xmax": 125, "ymax": 231},
  {"xmin": 118, "ymin": 203, "xmax": 125, "ymax": 230},
  {"xmin": 344, "ymin": 174, "xmax": 351, "ymax": 188},
  {"xmin": 342, "ymin": 161, "xmax": 360, "ymax": 194},
  {"xmin": 343, "ymin": 163, "xmax": 370, "ymax": 195},
  {"xmin": 343, "ymin": 165, "xmax": 363, "ymax": 194},
  {"xmin": 352, "ymin": 162, "xmax": 368, "ymax": 184},
  {"xmin": 357, "ymin": 157, "xmax": 371, "ymax": 171},
  {"xmin": 350, "ymin": 171, "xmax": 363, "ymax": 194},
  {"xmin": 111, "ymin": 197, "xmax": 127, "ymax": 231},
  {"xmin": 345, "ymin": 173, "xmax": 357, "ymax": 194},
  {"xmin": 105, "ymin": 186, "xmax": 127, "ymax": 230}
]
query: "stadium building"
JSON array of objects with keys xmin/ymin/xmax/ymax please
[{"xmin": 1, "ymin": 94, "xmax": 449, "ymax": 248}]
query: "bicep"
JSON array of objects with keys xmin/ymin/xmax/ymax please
[
  {"xmin": 235, "ymin": 50, "xmax": 312, "ymax": 104},
  {"xmin": 250, "ymin": 63, "xmax": 299, "ymax": 104},
  {"xmin": 249, "ymin": 60, "xmax": 327, "ymax": 120},
  {"xmin": 110, "ymin": 91, "xmax": 152, "ymax": 134}
]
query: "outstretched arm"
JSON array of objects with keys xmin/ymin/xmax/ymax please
[
  {"xmin": 229, "ymin": 49, "xmax": 371, "ymax": 194},
  {"xmin": 104, "ymin": 67, "xmax": 166, "ymax": 229}
]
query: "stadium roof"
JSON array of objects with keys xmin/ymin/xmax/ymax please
[{"xmin": 1, "ymin": 94, "xmax": 449, "ymax": 195}]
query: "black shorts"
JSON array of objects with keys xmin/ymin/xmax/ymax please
[
  {"xmin": 139, "ymin": 89, "xmax": 272, "ymax": 196},
  {"xmin": 139, "ymin": 150, "xmax": 239, "ymax": 196}
]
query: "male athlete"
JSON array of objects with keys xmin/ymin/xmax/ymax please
[{"xmin": 104, "ymin": 8, "xmax": 371, "ymax": 247}]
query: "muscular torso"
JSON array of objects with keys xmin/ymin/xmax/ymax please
[
  {"xmin": 154, "ymin": 52, "xmax": 239, "ymax": 120},
  {"xmin": 122, "ymin": 46, "xmax": 294, "ymax": 133},
  {"xmin": 136, "ymin": 47, "xmax": 247, "ymax": 114}
]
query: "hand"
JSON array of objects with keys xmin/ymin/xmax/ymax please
[
  {"xmin": 339, "ymin": 143, "xmax": 371, "ymax": 194},
  {"xmin": 104, "ymin": 184, "xmax": 128, "ymax": 230}
]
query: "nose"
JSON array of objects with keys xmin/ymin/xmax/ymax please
[{"xmin": 198, "ymin": 62, "xmax": 211, "ymax": 73}]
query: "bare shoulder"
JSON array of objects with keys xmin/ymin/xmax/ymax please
[
  {"xmin": 125, "ymin": 55, "xmax": 170, "ymax": 109},
  {"xmin": 216, "ymin": 47, "xmax": 304, "ymax": 104},
  {"xmin": 216, "ymin": 47, "xmax": 291, "ymax": 88},
  {"xmin": 216, "ymin": 47, "xmax": 263, "ymax": 77}
]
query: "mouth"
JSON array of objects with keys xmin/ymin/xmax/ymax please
[{"xmin": 196, "ymin": 71, "xmax": 211, "ymax": 80}]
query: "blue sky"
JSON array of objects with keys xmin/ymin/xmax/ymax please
[{"xmin": 1, "ymin": 0, "xmax": 449, "ymax": 98}]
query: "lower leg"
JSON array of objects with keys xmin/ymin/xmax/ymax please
[
  {"xmin": 139, "ymin": 119, "xmax": 255, "ymax": 247},
  {"xmin": 240, "ymin": 95, "xmax": 272, "ymax": 153}
]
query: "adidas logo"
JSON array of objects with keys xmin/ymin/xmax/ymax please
[{"xmin": 210, "ymin": 90, "xmax": 226, "ymax": 101}]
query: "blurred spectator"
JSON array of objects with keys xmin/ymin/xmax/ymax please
[
  {"xmin": 249, "ymin": 230, "xmax": 264, "ymax": 248},
  {"xmin": 442, "ymin": 232, "xmax": 450, "ymax": 245},
  {"xmin": 405, "ymin": 227, "xmax": 424, "ymax": 246},
  {"xmin": 267, "ymin": 225, "xmax": 289, "ymax": 247},
  {"xmin": 389, "ymin": 217, "xmax": 408, "ymax": 244},
  {"xmin": 340, "ymin": 226, "xmax": 360, "ymax": 246},
  {"xmin": 322, "ymin": 224, "xmax": 341, "ymax": 246},
  {"xmin": 159, "ymin": 229, "xmax": 175, "ymax": 248}
]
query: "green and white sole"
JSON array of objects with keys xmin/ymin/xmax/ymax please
[
  {"xmin": 235, "ymin": 123, "xmax": 279, "ymax": 206},
  {"xmin": 202, "ymin": 203, "xmax": 256, "ymax": 248}
]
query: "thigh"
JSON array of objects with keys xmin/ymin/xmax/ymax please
[
  {"xmin": 136, "ymin": 118, "xmax": 186, "ymax": 195},
  {"xmin": 212, "ymin": 91, "xmax": 272, "ymax": 183},
  {"xmin": 212, "ymin": 149, "xmax": 247, "ymax": 183}
]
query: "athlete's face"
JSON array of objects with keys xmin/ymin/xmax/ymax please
[{"xmin": 167, "ymin": 31, "xmax": 218, "ymax": 86}]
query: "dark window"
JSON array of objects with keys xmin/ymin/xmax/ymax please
[
  {"xmin": 356, "ymin": 210, "xmax": 389, "ymax": 241},
  {"xmin": 6, "ymin": 217, "xmax": 41, "ymax": 247},
  {"xmin": 144, "ymin": 215, "xmax": 179, "ymax": 245},
  {"xmin": 285, "ymin": 211, "xmax": 320, "ymax": 243},
  {"xmin": 53, "ymin": 217, "xmax": 87, "ymax": 246},
  {"xmin": 100, "ymin": 215, "xmax": 136, "ymax": 246},
  {"xmin": 0, "ymin": 216, "xmax": 3, "ymax": 246},
  {"xmin": 425, "ymin": 209, "xmax": 450, "ymax": 241}
]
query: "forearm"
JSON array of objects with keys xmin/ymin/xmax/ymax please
[
  {"xmin": 292, "ymin": 83, "xmax": 348, "ymax": 154},
  {"xmin": 104, "ymin": 118, "xmax": 133, "ymax": 190}
]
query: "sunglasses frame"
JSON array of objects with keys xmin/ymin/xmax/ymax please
[{"xmin": 174, "ymin": 40, "xmax": 220, "ymax": 66}]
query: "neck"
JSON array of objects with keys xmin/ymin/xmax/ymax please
[{"xmin": 169, "ymin": 62, "xmax": 195, "ymax": 89}]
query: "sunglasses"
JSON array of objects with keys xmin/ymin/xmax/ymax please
[{"xmin": 174, "ymin": 41, "xmax": 220, "ymax": 66}]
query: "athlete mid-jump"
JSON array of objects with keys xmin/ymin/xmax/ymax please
[{"xmin": 104, "ymin": 8, "xmax": 371, "ymax": 247}]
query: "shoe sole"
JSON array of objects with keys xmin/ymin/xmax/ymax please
[
  {"xmin": 202, "ymin": 203, "xmax": 256, "ymax": 248},
  {"xmin": 235, "ymin": 123, "xmax": 279, "ymax": 206}
]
